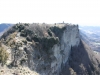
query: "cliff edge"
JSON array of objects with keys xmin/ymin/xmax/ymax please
[{"xmin": 0, "ymin": 23, "xmax": 100, "ymax": 75}]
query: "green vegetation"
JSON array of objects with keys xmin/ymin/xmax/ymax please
[
  {"xmin": 26, "ymin": 36, "xmax": 32, "ymax": 41},
  {"xmin": 0, "ymin": 47, "xmax": 9, "ymax": 66},
  {"xmin": 32, "ymin": 34, "xmax": 41, "ymax": 42},
  {"xmin": 1, "ymin": 23, "xmax": 29, "ymax": 39},
  {"xmin": 20, "ymin": 58, "xmax": 27, "ymax": 65},
  {"xmin": 22, "ymin": 40, "xmax": 27, "ymax": 45},
  {"xmin": 24, "ymin": 23, "xmax": 29, "ymax": 26},
  {"xmin": 47, "ymin": 29, "xmax": 52, "ymax": 36},
  {"xmin": 31, "ymin": 36, "xmax": 59, "ymax": 54},
  {"xmin": 4, "ymin": 32, "xmax": 16, "ymax": 47},
  {"xmin": 2, "ymin": 24, "xmax": 63, "ymax": 55},
  {"xmin": 13, "ymin": 23, "xmax": 29, "ymax": 32},
  {"xmin": 41, "ymin": 37, "xmax": 59, "ymax": 50},
  {"xmin": 18, "ymin": 25, "xmax": 25, "ymax": 32},
  {"xmin": 14, "ymin": 24, "xmax": 25, "ymax": 32},
  {"xmin": 18, "ymin": 24, "xmax": 61, "ymax": 53},
  {"xmin": 20, "ymin": 29, "xmax": 33, "ymax": 37},
  {"xmin": 50, "ymin": 26, "xmax": 66, "ymax": 39}
]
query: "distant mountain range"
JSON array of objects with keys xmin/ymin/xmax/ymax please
[
  {"xmin": 0, "ymin": 23, "xmax": 13, "ymax": 36},
  {"xmin": 79, "ymin": 26, "xmax": 100, "ymax": 52}
]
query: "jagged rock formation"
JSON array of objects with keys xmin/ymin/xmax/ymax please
[{"xmin": 0, "ymin": 23, "xmax": 100, "ymax": 75}]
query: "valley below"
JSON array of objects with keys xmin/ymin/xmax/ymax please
[{"xmin": 79, "ymin": 26, "xmax": 100, "ymax": 52}]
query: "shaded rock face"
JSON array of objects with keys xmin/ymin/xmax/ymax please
[
  {"xmin": 60, "ymin": 40, "xmax": 100, "ymax": 75},
  {"xmin": 67, "ymin": 40, "xmax": 100, "ymax": 75}
]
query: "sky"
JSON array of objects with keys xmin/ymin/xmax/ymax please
[{"xmin": 0, "ymin": 0, "xmax": 100, "ymax": 26}]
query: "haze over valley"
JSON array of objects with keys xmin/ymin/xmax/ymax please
[
  {"xmin": 0, "ymin": 0, "xmax": 100, "ymax": 75},
  {"xmin": 80, "ymin": 26, "xmax": 100, "ymax": 52}
]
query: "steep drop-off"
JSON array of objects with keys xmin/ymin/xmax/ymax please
[
  {"xmin": 0, "ymin": 23, "xmax": 100, "ymax": 75},
  {"xmin": 60, "ymin": 40, "xmax": 100, "ymax": 75}
]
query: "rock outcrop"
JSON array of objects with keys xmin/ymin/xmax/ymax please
[{"xmin": 0, "ymin": 23, "xmax": 100, "ymax": 75}]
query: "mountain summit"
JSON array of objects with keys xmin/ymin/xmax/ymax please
[{"xmin": 0, "ymin": 23, "xmax": 100, "ymax": 75}]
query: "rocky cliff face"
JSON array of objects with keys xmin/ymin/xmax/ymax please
[
  {"xmin": 0, "ymin": 23, "xmax": 100, "ymax": 75},
  {"xmin": 35, "ymin": 25, "xmax": 80, "ymax": 75},
  {"xmin": 49, "ymin": 25, "xmax": 80, "ymax": 75}
]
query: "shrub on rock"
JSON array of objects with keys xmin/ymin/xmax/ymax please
[{"xmin": 0, "ymin": 47, "xmax": 9, "ymax": 66}]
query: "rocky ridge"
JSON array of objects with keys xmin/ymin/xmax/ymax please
[{"xmin": 0, "ymin": 23, "xmax": 100, "ymax": 75}]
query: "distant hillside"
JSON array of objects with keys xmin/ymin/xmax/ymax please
[
  {"xmin": 0, "ymin": 23, "xmax": 13, "ymax": 36},
  {"xmin": 79, "ymin": 26, "xmax": 100, "ymax": 52}
]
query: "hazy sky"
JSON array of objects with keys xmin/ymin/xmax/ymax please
[{"xmin": 0, "ymin": 0, "xmax": 100, "ymax": 26}]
